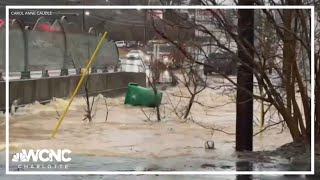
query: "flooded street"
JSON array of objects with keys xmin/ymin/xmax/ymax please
[
  {"xmin": 0, "ymin": 76, "xmax": 312, "ymax": 173},
  {"xmin": 0, "ymin": 1, "xmax": 317, "ymax": 179}
]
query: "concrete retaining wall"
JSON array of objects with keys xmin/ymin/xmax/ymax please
[{"xmin": 0, "ymin": 72, "xmax": 146, "ymax": 110}]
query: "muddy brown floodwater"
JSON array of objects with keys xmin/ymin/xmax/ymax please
[{"xmin": 0, "ymin": 78, "xmax": 311, "ymax": 172}]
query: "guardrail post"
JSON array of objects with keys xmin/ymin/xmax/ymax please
[
  {"xmin": 60, "ymin": 68, "xmax": 69, "ymax": 76},
  {"xmin": 91, "ymin": 67, "xmax": 97, "ymax": 73},
  {"xmin": 103, "ymin": 66, "xmax": 108, "ymax": 72},
  {"xmin": 76, "ymin": 68, "xmax": 82, "ymax": 74},
  {"xmin": 20, "ymin": 71, "xmax": 31, "ymax": 79},
  {"xmin": 42, "ymin": 70, "xmax": 49, "ymax": 77}
]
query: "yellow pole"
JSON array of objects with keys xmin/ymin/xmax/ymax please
[{"xmin": 51, "ymin": 32, "xmax": 108, "ymax": 138}]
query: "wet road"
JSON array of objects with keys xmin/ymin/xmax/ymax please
[{"xmin": 0, "ymin": 151, "xmax": 318, "ymax": 180}]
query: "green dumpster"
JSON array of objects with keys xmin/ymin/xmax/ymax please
[{"xmin": 124, "ymin": 83, "xmax": 162, "ymax": 107}]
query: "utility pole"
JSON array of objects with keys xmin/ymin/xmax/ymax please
[{"xmin": 236, "ymin": 0, "xmax": 254, "ymax": 151}]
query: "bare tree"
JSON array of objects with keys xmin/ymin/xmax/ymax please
[
  {"xmin": 82, "ymin": 77, "xmax": 96, "ymax": 122},
  {"xmin": 150, "ymin": 5, "xmax": 311, "ymax": 143},
  {"xmin": 103, "ymin": 97, "xmax": 111, "ymax": 122}
]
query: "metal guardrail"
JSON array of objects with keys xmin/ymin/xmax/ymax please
[{"xmin": 0, "ymin": 61, "xmax": 147, "ymax": 80}]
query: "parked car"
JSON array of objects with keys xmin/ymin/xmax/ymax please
[
  {"xmin": 127, "ymin": 56, "xmax": 142, "ymax": 61},
  {"xmin": 115, "ymin": 41, "xmax": 126, "ymax": 48},
  {"xmin": 126, "ymin": 41, "xmax": 137, "ymax": 48},
  {"xmin": 120, "ymin": 56, "xmax": 144, "ymax": 72},
  {"xmin": 126, "ymin": 50, "xmax": 144, "ymax": 58},
  {"xmin": 127, "ymin": 50, "xmax": 151, "ymax": 65},
  {"xmin": 204, "ymin": 53, "xmax": 237, "ymax": 75},
  {"xmin": 137, "ymin": 41, "xmax": 144, "ymax": 47}
]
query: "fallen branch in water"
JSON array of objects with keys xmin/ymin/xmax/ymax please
[
  {"xmin": 140, "ymin": 107, "xmax": 156, "ymax": 122},
  {"xmin": 253, "ymin": 120, "xmax": 285, "ymax": 136},
  {"xmin": 189, "ymin": 118, "xmax": 235, "ymax": 135}
]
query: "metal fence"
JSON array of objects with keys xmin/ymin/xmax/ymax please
[{"xmin": 0, "ymin": 17, "xmax": 119, "ymax": 78}]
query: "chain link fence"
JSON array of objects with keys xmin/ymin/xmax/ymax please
[{"xmin": 0, "ymin": 17, "xmax": 119, "ymax": 79}]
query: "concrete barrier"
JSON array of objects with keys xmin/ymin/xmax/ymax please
[{"xmin": 0, "ymin": 72, "xmax": 146, "ymax": 110}]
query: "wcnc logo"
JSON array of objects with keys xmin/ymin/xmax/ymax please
[{"xmin": 12, "ymin": 149, "xmax": 72, "ymax": 170}]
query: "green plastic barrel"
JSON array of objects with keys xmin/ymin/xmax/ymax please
[{"xmin": 124, "ymin": 83, "xmax": 162, "ymax": 107}]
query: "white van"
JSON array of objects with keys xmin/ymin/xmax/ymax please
[{"xmin": 115, "ymin": 41, "xmax": 126, "ymax": 48}]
